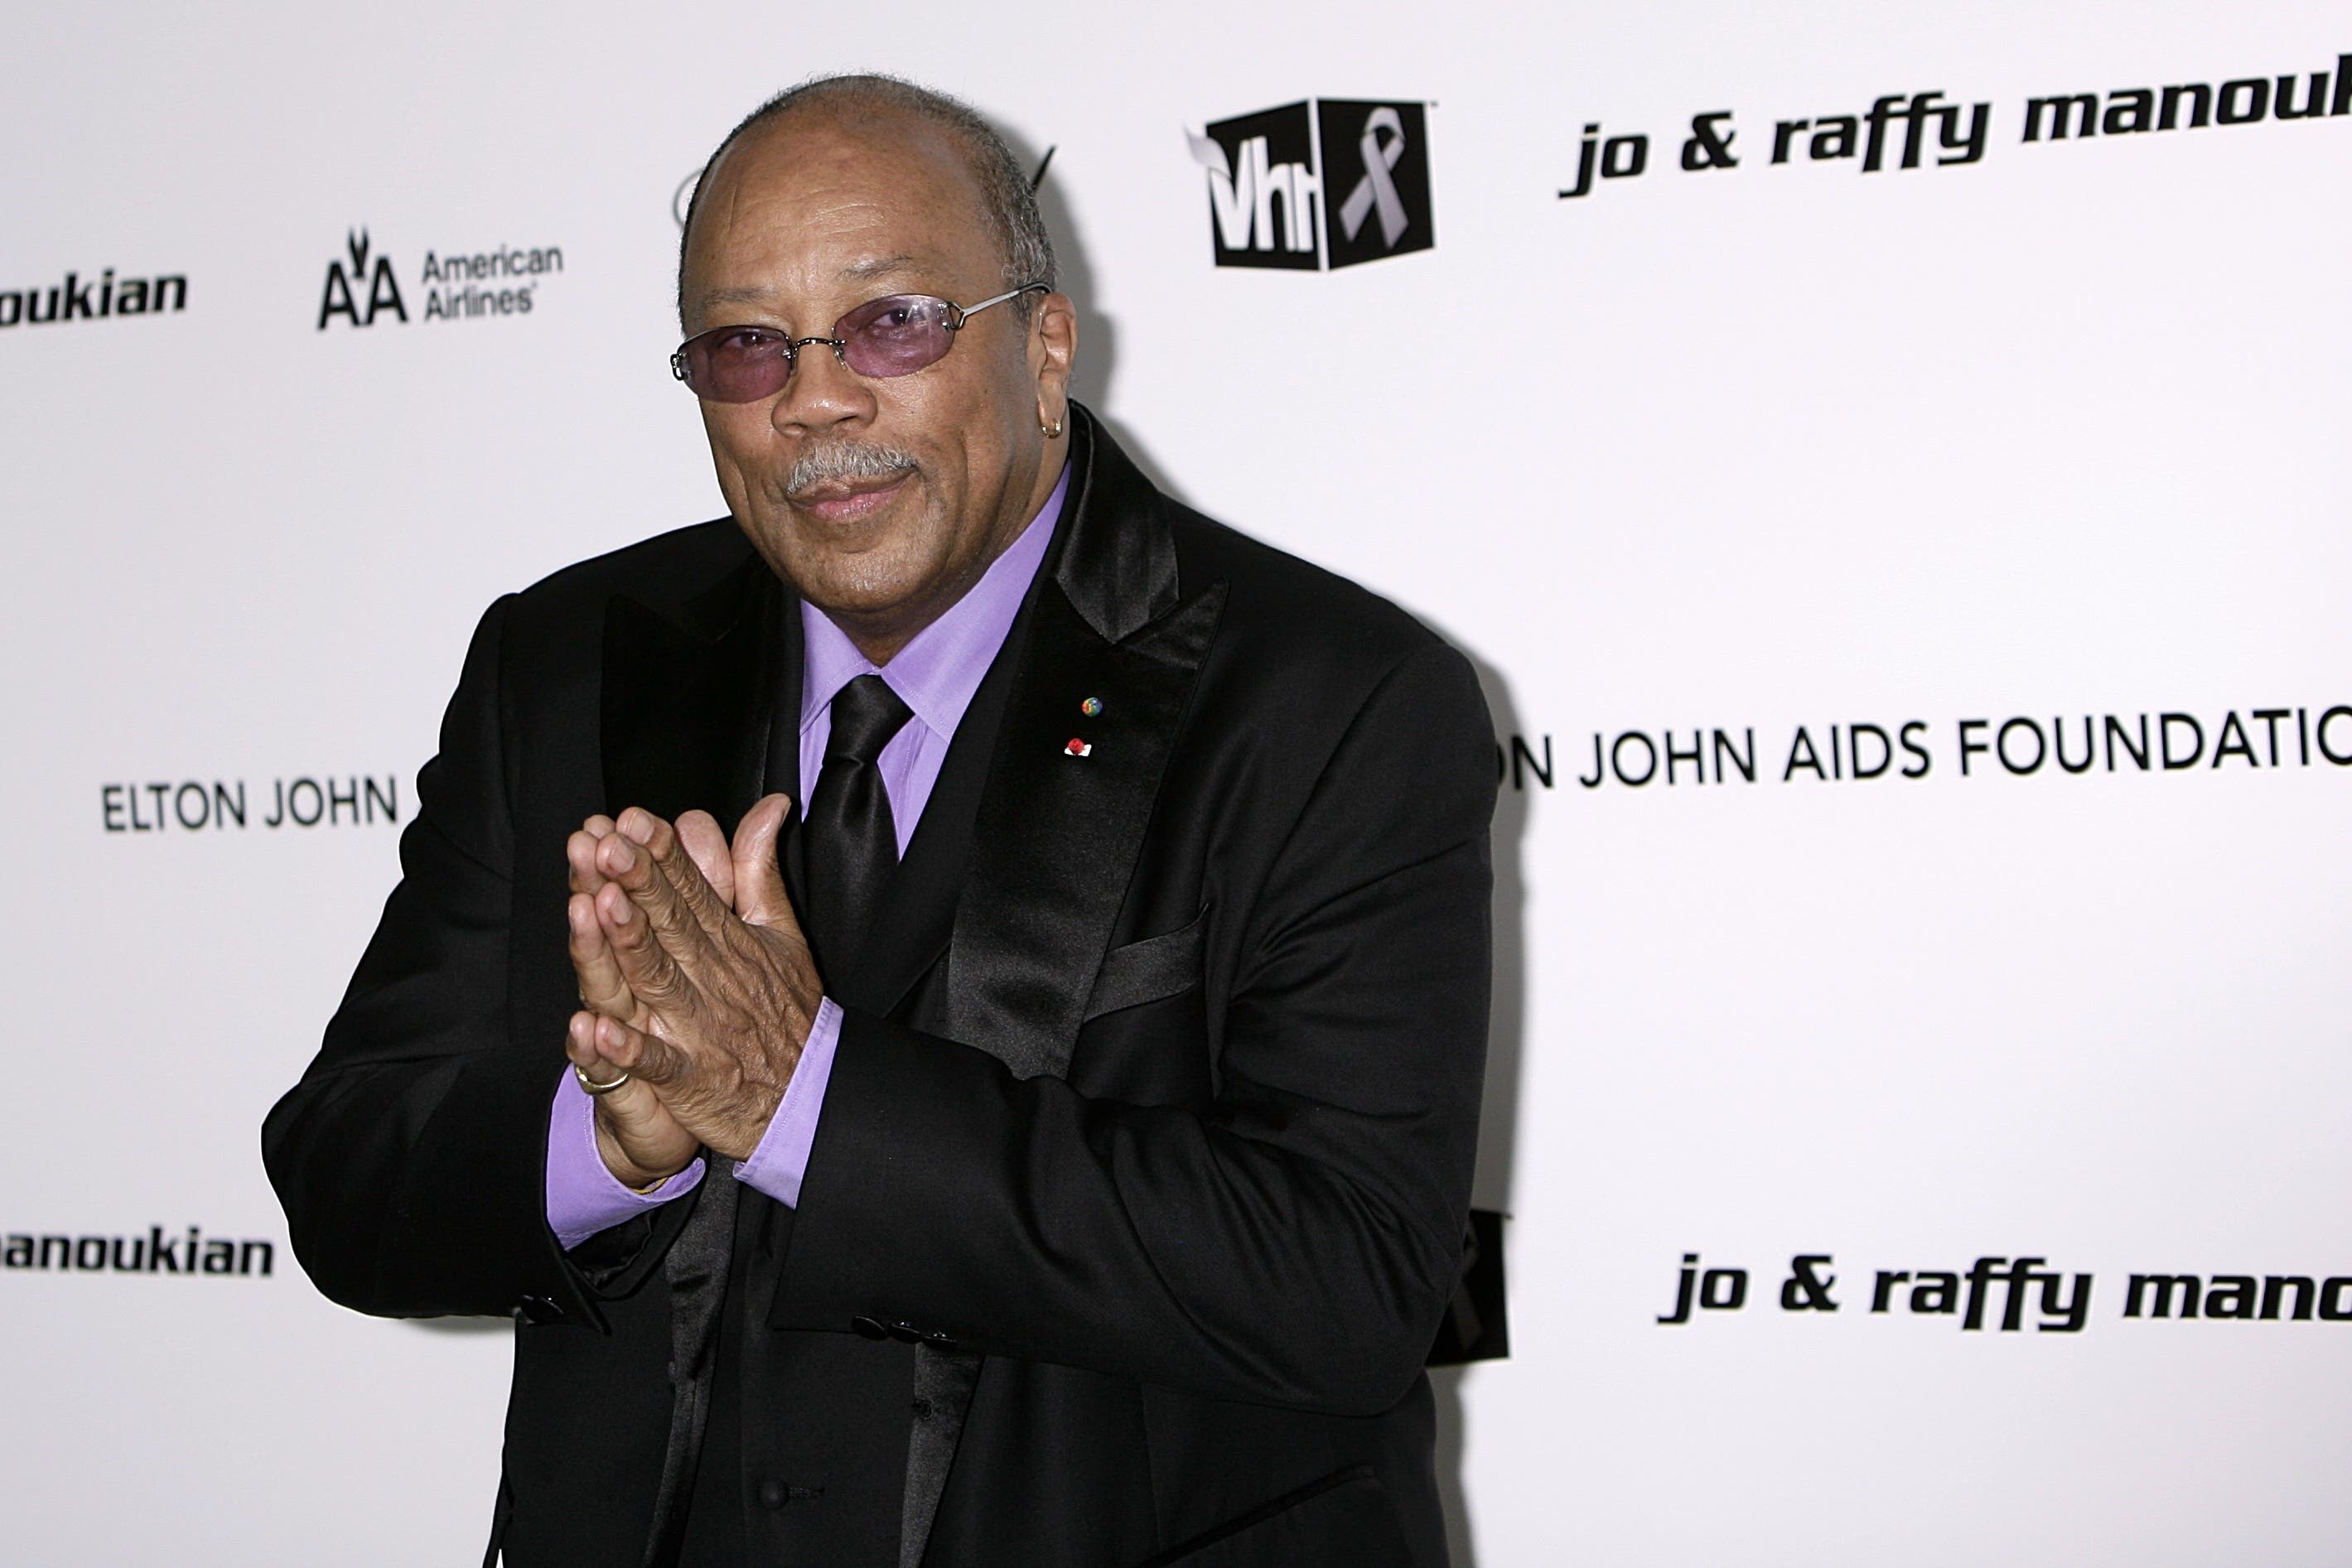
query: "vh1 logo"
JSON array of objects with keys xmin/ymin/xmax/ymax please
[{"xmin": 1187, "ymin": 99, "xmax": 1434, "ymax": 271}]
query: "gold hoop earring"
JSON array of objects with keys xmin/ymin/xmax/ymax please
[{"xmin": 1041, "ymin": 416, "xmax": 1064, "ymax": 439}]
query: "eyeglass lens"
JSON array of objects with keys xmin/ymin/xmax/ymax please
[{"xmin": 677, "ymin": 294, "xmax": 960, "ymax": 403}]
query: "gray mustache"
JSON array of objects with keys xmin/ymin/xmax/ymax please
[{"xmin": 785, "ymin": 442, "xmax": 918, "ymax": 499}]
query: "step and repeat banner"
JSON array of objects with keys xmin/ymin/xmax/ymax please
[{"xmin": 5, "ymin": 2, "xmax": 2347, "ymax": 1562}]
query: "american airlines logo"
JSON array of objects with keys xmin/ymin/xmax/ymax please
[
  {"xmin": 317, "ymin": 227, "xmax": 567, "ymax": 328},
  {"xmin": 1186, "ymin": 99, "xmax": 1435, "ymax": 271}
]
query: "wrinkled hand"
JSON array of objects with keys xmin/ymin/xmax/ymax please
[
  {"xmin": 564, "ymin": 812, "xmax": 695, "ymax": 1188},
  {"xmin": 563, "ymin": 794, "xmax": 822, "ymax": 1175}
]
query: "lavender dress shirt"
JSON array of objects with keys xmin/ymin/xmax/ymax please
[{"xmin": 545, "ymin": 464, "xmax": 1070, "ymax": 1248}]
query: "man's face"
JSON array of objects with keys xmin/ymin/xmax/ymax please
[{"xmin": 680, "ymin": 110, "xmax": 1075, "ymax": 659}]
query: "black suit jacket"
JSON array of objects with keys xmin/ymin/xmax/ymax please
[{"xmin": 264, "ymin": 410, "xmax": 1495, "ymax": 1567}]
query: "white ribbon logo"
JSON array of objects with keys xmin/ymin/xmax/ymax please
[{"xmin": 1337, "ymin": 106, "xmax": 1410, "ymax": 248}]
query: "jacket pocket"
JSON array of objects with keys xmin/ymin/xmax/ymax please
[
  {"xmin": 1084, "ymin": 909, "xmax": 1207, "ymax": 1022},
  {"xmin": 1139, "ymin": 1466, "xmax": 1415, "ymax": 1567}
]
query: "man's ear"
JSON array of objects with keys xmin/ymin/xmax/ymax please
[{"xmin": 1031, "ymin": 291, "xmax": 1079, "ymax": 432}]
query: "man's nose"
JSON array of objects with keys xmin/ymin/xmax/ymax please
[{"xmin": 772, "ymin": 337, "xmax": 876, "ymax": 434}]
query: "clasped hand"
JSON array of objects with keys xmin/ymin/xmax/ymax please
[{"xmin": 563, "ymin": 794, "xmax": 822, "ymax": 1187}]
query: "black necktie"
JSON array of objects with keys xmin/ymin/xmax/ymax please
[{"xmin": 801, "ymin": 673, "xmax": 914, "ymax": 972}]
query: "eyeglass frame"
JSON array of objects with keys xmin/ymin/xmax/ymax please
[{"xmin": 669, "ymin": 282, "xmax": 1050, "ymax": 394}]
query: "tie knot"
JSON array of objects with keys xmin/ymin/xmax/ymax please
[{"xmin": 827, "ymin": 673, "xmax": 914, "ymax": 765}]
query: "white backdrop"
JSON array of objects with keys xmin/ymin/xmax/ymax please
[{"xmin": 5, "ymin": 2, "xmax": 2349, "ymax": 1563}]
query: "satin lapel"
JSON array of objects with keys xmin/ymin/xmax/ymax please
[
  {"xmin": 941, "ymin": 408, "xmax": 1220, "ymax": 1079},
  {"xmin": 600, "ymin": 558, "xmax": 786, "ymax": 834},
  {"xmin": 900, "ymin": 1344, "xmax": 984, "ymax": 1568},
  {"xmin": 760, "ymin": 610, "xmax": 809, "ymax": 919},
  {"xmin": 600, "ymin": 560, "xmax": 794, "ymax": 1568},
  {"xmin": 942, "ymin": 577, "xmax": 1224, "ymax": 1078},
  {"xmin": 639, "ymin": 1158, "xmax": 737, "ymax": 1568}
]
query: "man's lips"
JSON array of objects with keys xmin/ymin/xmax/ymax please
[{"xmin": 789, "ymin": 472, "xmax": 910, "ymax": 523}]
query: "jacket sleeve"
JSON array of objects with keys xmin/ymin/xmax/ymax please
[
  {"xmin": 770, "ymin": 640, "xmax": 1494, "ymax": 1416},
  {"xmin": 262, "ymin": 596, "xmax": 606, "ymax": 1322}
]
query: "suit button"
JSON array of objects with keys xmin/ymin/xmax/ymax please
[
  {"xmin": 888, "ymin": 1321, "xmax": 921, "ymax": 1344},
  {"xmin": 850, "ymin": 1315, "xmax": 890, "ymax": 1340},
  {"xmin": 514, "ymin": 1295, "xmax": 565, "ymax": 1325},
  {"xmin": 757, "ymin": 1478, "xmax": 788, "ymax": 1511}
]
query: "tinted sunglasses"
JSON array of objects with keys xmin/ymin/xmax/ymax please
[{"xmin": 671, "ymin": 282, "xmax": 1047, "ymax": 403}]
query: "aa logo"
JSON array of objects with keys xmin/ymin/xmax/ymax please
[{"xmin": 317, "ymin": 229, "xmax": 407, "ymax": 329}]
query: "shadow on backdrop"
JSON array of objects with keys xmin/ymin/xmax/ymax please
[
  {"xmin": 1427, "ymin": 641, "xmax": 1531, "ymax": 1568},
  {"xmin": 1025, "ymin": 138, "xmax": 1186, "ymax": 503}
]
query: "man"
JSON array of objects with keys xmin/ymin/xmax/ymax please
[{"xmin": 265, "ymin": 75, "xmax": 1493, "ymax": 1568}]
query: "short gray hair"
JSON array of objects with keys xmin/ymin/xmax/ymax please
[{"xmin": 678, "ymin": 74, "xmax": 1057, "ymax": 327}]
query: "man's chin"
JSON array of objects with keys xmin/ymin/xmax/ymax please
[{"xmin": 776, "ymin": 538, "xmax": 949, "ymax": 625}]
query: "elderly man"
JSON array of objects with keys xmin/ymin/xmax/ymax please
[{"xmin": 266, "ymin": 75, "xmax": 1492, "ymax": 1568}]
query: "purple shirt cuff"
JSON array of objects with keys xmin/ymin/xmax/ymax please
[
  {"xmin": 542, "ymin": 1000, "xmax": 838, "ymax": 1247},
  {"xmin": 543, "ymin": 1069, "xmax": 705, "ymax": 1251},
  {"xmin": 734, "ymin": 997, "xmax": 841, "ymax": 1210}
]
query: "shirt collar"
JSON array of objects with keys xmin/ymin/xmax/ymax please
[{"xmin": 799, "ymin": 457, "xmax": 1070, "ymax": 738}]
